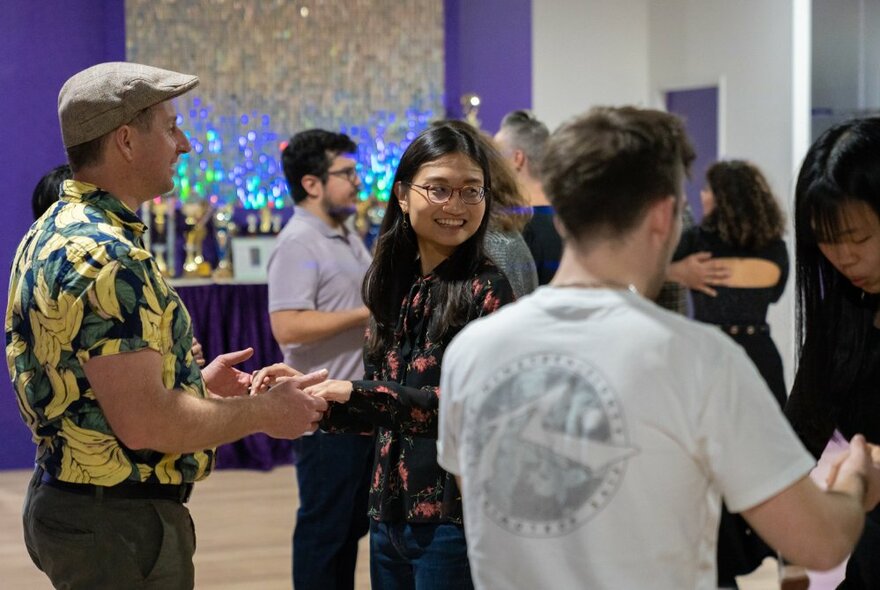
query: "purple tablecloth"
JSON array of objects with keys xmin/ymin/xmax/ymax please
[{"xmin": 174, "ymin": 282, "xmax": 294, "ymax": 470}]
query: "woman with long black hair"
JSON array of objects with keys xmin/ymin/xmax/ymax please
[
  {"xmin": 262, "ymin": 121, "xmax": 514, "ymax": 589},
  {"xmin": 786, "ymin": 117, "xmax": 880, "ymax": 588}
]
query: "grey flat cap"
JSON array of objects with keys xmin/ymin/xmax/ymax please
[{"xmin": 58, "ymin": 62, "xmax": 199, "ymax": 148}]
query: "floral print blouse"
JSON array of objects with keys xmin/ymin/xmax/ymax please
[{"xmin": 322, "ymin": 258, "xmax": 514, "ymax": 524}]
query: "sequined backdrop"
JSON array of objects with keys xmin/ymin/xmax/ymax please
[{"xmin": 126, "ymin": 0, "xmax": 444, "ymax": 208}]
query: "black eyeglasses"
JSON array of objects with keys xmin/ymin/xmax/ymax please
[
  {"xmin": 403, "ymin": 183, "xmax": 486, "ymax": 205},
  {"xmin": 326, "ymin": 167, "xmax": 360, "ymax": 184}
]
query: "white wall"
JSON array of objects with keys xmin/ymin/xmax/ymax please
[
  {"xmin": 532, "ymin": 0, "xmax": 808, "ymax": 388},
  {"xmin": 647, "ymin": 0, "xmax": 804, "ymax": 389},
  {"xmin": 532, "ymin": 0, "xmax": 649, "ymax": 131},
  {"xmin": 865, "ymin": 0, "xmax": 880, "ymax": 110},
  {"xmin": 812, "ymin": 0, "xmax": 880, "ymax": 140},
  {"xmin": 812, "ymin": 0, "xmax": 860, "ymax": 114}
]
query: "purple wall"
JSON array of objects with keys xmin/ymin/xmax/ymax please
[
  {"xmin": 665, "ymin": 87, "xmax": 719, "ymax": 221},
  {"xmin": 0, "ymin": 1, "xmax": 125, "ymax": 469},
  {"xmin": 445, "ymin": 0, "xmax": 532, "ymax": 132}
]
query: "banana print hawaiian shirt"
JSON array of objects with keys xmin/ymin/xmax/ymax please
[{"xmin": 6, "ymin": 180, "xmax": 211, "ymax": 485}]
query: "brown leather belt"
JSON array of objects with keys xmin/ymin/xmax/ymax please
[{"xmin": 40, "ymin": 472, "xmax": 193, "ymax": 503}]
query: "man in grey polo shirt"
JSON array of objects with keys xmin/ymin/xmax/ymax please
[{"xmin": 267, "ymin": 129, "xmax": 373, "ymax": 590}]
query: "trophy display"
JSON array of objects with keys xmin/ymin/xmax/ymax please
[
  {"xmin": 150, "ymin": 198, "xmax": 170, "ymax": 276},
  {"xmin": 212, "ymin": 203, "xmax": 235, "ymax": 279},
  {"xmin": 182, "ymin": 200, "xmax": 213, "ymax": 278}
]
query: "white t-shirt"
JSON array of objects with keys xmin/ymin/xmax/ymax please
[{"xmin": 438, "ymin": 286, "xmax": 814, "ymax": 590}]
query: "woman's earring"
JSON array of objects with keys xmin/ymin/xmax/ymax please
[{"xmin": 402, "ymin": 213, "xmax": 409, "ymax": 231}]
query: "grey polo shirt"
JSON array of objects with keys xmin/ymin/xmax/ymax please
[{"xmin": 267, "ymin": 207, "xmax": 372, "ymax": 381}]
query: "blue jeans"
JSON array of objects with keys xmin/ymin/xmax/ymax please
[
  {"xmin": 369, "ymin": 520, "xmax": 474, "ymax": 590},
  {"xmin": 292, "ymin": 431, "xmax": 374, "ymax": 590}
]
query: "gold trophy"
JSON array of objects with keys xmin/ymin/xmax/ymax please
[
  {"xmin": 212, "ymin": 203, "xmax": 235, "ymax": 279},
  {"xmin": 259, "ymin": 206, "xmax": 274, "ymax": 234},
  {"xmin": 150, "ymin": 198, "xmax": 170, "ymax": 276},
  {"xmin": 182, "ymin": 200, "xmax": 213, "ymax": 278}
]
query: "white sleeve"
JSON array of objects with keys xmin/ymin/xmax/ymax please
[
  {"xmin": 697, "ymin": 344, "xmax": 815, "ymax": 513},
  {"xmin": 437, "ymin": 338, "xmax": 466, "ymax": 475}
]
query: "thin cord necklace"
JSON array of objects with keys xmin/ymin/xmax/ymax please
[{"xmin": 554, "ymin": 280, "xmax": 640, "ymax": 296}]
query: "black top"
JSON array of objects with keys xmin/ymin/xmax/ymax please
[
  {"xmin": 522, "ymin": 205, "xmax": 562, "ymax": 285},
  {"xmin": 834, "ymin": 326, "xmax": 880, "ymax": 442},
  {"xmin": 321, "ymin": 258, "xmax": 515, "ymax": 524},
  {"xmin": 787, "ymin": 322, "xmax": 880, "ymax": 458},
  {"xmin": 673, "ymin": 227, "xmax": 789, "ymax": 325}
]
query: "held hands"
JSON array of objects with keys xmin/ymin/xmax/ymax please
[
  {"xmin": 204, "ymin": 353, "xmax": 333, "ymax": 438},
  {"xmin": 250, "ymin": 362, "xmax": 352, "ymax": 402},
  {"xmin": 201, "ymin": 347, "xmax": 255, "ymax": 397},
  {"xmin": 825, "ymin": 434, "xmax": 880, "ymax": 511},
  {"xmin": 246, "ymin": 363, "xmax": 353, "ymax": 437},
  {"xmin": 259, "ymin": 369, "xmax": 331, "ymax": 438},
  {"xmin": 304, "ymin": 379, "xmax": 354, "ymax": 403},
  {"xmin": 668, "ymin": 251, "xmax": 731, "ymax": 297},
  {"xmin": 251, "ymin": 363, "xmax": 304, "ymax": 394}
]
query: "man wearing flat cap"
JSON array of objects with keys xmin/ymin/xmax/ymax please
[{"xmin": 6, "ymin": 62, "xmax": 328, "ymax": 589}]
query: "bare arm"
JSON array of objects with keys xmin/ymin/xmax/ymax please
[
  {"xmin": 666, "ymin": 251, "xmax": 731, "ymax": 297},
  {"xmin": 742, "ymin": 434, "xmax": 878, "ymax": 570},
  {"xmin": 270, "ymin": 307, "xmax": 369, "ymax": 345},
  {"xmin": 742, "ymin": 476, "xmax": 863, "ymax": 570},
  {"xmin": 84, "ymin": 348, "xmax": 329, "ymax": 453}
]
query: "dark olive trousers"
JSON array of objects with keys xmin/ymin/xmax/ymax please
[{"xmin": 23, "ymin": 468, "xmax": 196, "ymax": 590}]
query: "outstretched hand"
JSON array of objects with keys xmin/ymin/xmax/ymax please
[
  {"xmin": 305, "ymin": 379, "xmax": 354, "ymax": 403},
  {"xmin": 201, "ymin": 347, "xmax": 254, "ymax": 398}
]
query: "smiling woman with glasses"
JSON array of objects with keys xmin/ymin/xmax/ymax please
[
  {"xmin": 298, "ymin": 120, "xmax": 514, "ymax": 590},
  {"xmin": 401, "ymin": 182, "xmax": 486, "ymax": 205}
]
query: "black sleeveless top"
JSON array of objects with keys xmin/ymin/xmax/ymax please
[{"xmin": 673, "ymin": 227, "xmax": 788, "ymax": 325}]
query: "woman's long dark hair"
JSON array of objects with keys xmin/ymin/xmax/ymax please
[
  {"xmin": 788, "ymin": 117, "xmax": 880, "ymax": 456},
  {"xmin": 362, "ymin": 120, "xmax": 493, "ymax": 364},
  {"xmin": 701, "ymin": 160, "xmax": 784, "ymax": 250}
]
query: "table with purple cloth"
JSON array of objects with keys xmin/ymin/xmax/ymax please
[{"xmin": 173, "ymin": 280, "xmax": 294, "ymax": 470}]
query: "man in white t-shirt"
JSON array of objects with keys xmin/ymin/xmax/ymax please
[{"xmin": 438, "ymin": 106, "xmax": 880, "ymax": 590}]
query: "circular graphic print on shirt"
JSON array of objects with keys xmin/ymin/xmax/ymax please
[{"xmin": 464, "ymin": 354, "xmax": 639, "ymax": 538}]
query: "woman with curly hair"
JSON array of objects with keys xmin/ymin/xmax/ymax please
[
  {"xmin": 674, "ymin": 160, "xmax": 788, "ymax": 405},
  {"xmin": 672, "ymin": 160, "xmax": 788, "ymax": 588}
]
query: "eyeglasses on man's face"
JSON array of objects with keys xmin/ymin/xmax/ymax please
[
  {"xmin": 326, "ymin": 167, "xmax": 360, "ymax": 185},
  {"xmin": 403, "ymin": 182, "xmax": 486, "ymax": 205}
]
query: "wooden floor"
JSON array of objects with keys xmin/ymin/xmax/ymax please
[{"xmin": 0, "ymin": 466, "xmax": 780, "ymax": 589}]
